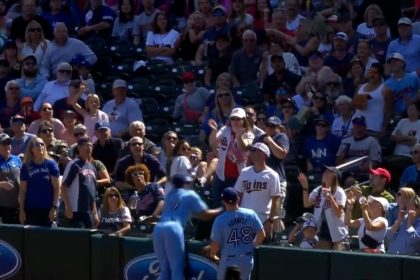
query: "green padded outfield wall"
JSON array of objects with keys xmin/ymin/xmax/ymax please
[
  {"xmin": 401, "ymin": 256, "xmax": 420, "ymax": 280},
  {"xmin": 0, "ymin": 224, "xmax": 24, "ymax": 280},
  {"xmin": 91, "ymin": 234, "xmax": 121, "ymax": 280}
]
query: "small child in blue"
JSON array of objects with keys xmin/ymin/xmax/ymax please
[
  {"xmin": 210, "ymin": 187, "xmax": 265, "ymax": 280},
  {"xmin": 152, "ymin": 174, "xmax": 222, "ymax": 280},
  {"xmin": 299, "ymin": 220, "xmax": 319, "ymax": 249}
]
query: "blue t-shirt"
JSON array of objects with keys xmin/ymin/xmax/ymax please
[
  {"xmin": 303, "ymin": 133, "xmax": 341, "ymax": 170},
  {"xmin": 400, "ymin": 164, "xmax": 420, "ymax": 188},
  {"xmin": 0, "ymin": 154, "xmax": 22, "ymax": 208},
  {"xmin": 160, "ymin": 188, "xmax": 207, "ymax": 227},
  {"xmin": 20, "ymin": 159, "xmax": 60, "ymax": 209},
  {"xmin": 384, "ymin": 72, "xmax": 420, "ymax": 115}
]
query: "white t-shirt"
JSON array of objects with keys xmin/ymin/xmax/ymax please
[
  {"xmin": 309, "ymin": 186, "xmax": 348, "ymax": 242},
  {"xmin": 145, "ymin": 29, "xmax": 180, "ymax": 64},
  {"xmin": 354, "ymin": 83, "xmax": 385, "ymax": 132},
  {"xmin": 392, "ymin": 118, "xmax": 420, "ymax": 157},
  {"xmin": 331, "ymin": 116, "xmax": 353, "ymax": 139},
  {"xmin": 357, "ymin": 217, "xmax": 388, "ymax": 252},
  {"xmin": 170, "ymin": 155, "xmax": 194, "ymax": 178},
  {"xmin": 234, "ymin": 166, "xmax": 282, "ymax": 223},
  {"xmin": 356, "ymin": 22, "xmax": 391, "ymax": 39}
]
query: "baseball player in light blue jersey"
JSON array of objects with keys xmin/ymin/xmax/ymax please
[
  {"xmin": 210, "ymin": 187, "xmax": 266, "ymax": 280},
  {"xmin": 152, "ymin": 174, "xmax": 222, "ymax": 280}
]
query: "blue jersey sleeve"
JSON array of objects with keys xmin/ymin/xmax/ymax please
[
  {"xmin": 47, "ymin": 159, "xmax": 60, "ymax": 177},
  {"xmin": 189, "ymin": 191, "xmax": 208, "ymax": 215},
  {"xmin": 210, "ymin": 214, "xmax": 223, "ymax": 244},
  {"xmin": 20, "ymin": 164, "xmax": 29, "ymax": 181}
]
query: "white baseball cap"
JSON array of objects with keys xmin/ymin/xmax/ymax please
[
  {"xmin": 387, "ymin": 53, "xmax": 405, "ymax": 63},
  {"xmin": 333, "ymin": 32, "xmax": 348, "ymax": 42},
  {"xmin": 230, "ymin": 108, "xmax": 246, "ymax": 119},
  {"xmin": 249, "ymin": 142, "xmax": 270, "ymax": 158},
  {"xmin": 398, "ymin": 17, "xmax": 413, "ymax": 26},
  {"xmin": 368, "ymin": 195, "xmax": 390, "ymax": 212}
]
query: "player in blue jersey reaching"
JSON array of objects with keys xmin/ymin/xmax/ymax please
[
  {"xmin": 209, "ymin": 187, "xmax": 266, "ymax": 280},
  {"xmin": 152, "ymin": 174, "xmax": 222, "ymax": 280}
]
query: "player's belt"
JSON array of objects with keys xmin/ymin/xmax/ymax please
[{"xmin": 227, "ymin": 251, "xmax": 252, "ymax": 258}]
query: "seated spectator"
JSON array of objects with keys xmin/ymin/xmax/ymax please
[
  {"xmin": 98, "ymin": 187, "xmax": 132, "ymax": 236},
  {"xmin": 92, "ymin": 121, "xmax": 123, "ymax": 173},
  {"xmin": 256, "ymin": 111, "xmax": 268, "ymax": 131},
  {"xmin": 132, "ymin": 0, "xmax": 160, "ymax": 46},
  {"xmin": 34, "ymin": 62, "xmax": 72, "ymax": 112},
  {"xmin": 387, "ymin": 17, "xmax": 420, "ymax": 73},
  {"xmin": 102, "ymin": 79, "xmax": 143, "ymax": 139},
  {"xmin": 352, "ymin": 63, "xmax": 385, "ymax": 135},
  {"xmin": 178, "ymin": 11, "xmax": 206, "ymax": 62},
  {"xmin": 157, "ymin": 131, "xmax": 178, "ymax": 171},
  {"xmin": 167, "ymin": 140, "xmax": 194, "ymax": 180},
  {"xmin": 19, "ymin": 20, "xmax": 50, "ymax": 66},
  {"xmin": 40, "ymin": 23, "xmax": 97, "ymax": 79},
  {"xmin": 303, "ymin": 117, "xmax": 341, "ymax": 172},
  {"xmin": 9, "ymin": 0, "xmax": 53, "ymax": 42},
  {"xmin": 348, "ymin": 168, "xmax": 395, "ymax": 219},
  {"xmin": 230, "ymin": 0, "xmax": 253, "ymax": 26},
  {"xmin": 317, "ymin": 25, "xmax": 333, "ymax": 56},
  {"xmin": 244, "ymin": 105, "xmax": 264, "ymax": 138},
  {"xmin": 370, "ymin": 17, "xmax": 391, "ymax": 64},
  {"xmin": 16, "ymin": 54, "xmax": 47, "ymax": 100},
  {"xmin": 77, "ymin": 0, "xmax": 116, "ymax": 40},
  {"xmin": 173, "ymin": 72, "xmax": 211, "ymax": 124},
  {"xmin": 293, "ymin": 74, "xmax": 317, "ymax": 110},
  {"xmin": 356, "ymin": 4, "xmax": 385, "ymax": 39},
  {"xmin": 387, "ymin": 187, "xmax": 416, "ymax": 227},
  {"xmin": 10, "ymin": 114, "xmax": 35, "ymax": 157},
  {"xmin": 336, "ymin": 13, "xmax": 366, "ymax": 55},
  {"xmin": 19, "ymin": 97, "xmax": 39, "ymax": 125},
  {"xmin": 19, "ymin": 137, "xmax": 59, "ymax": 227},
  {"xmin": 114, "ymin": 136, "xmax": 166, "ymax": 190},
  {"xmin": 299, "ymin": 220, "xmax": 319, "ymax": 249},
  {"xmin": 331, "ymin": 95, "xmax": 353, "ymax": 139},
  {"xmin": 387, "ymin": 195, "xmax": 420, "ymax": 255},
  {"xmin": 28, "ymin": 103, "xmax": 64, "ymax": 139},
  {"xmin": 299, "ymin": 167, "xmax": 348, "ymax": 250},
  {"xmin": 323, "ymin": 73, "xmax": 345, "ymax": 105},
  {"xmin": 203, "ymin": 34, "xmax": 232, "ymax": 87},
  {"xmin": 59, "ymin": 110, "xmax": 78, "ymax": 146},
  {"xmin": 145, "ymin": 12, "xmax": 180, "ymax": 64},
  {"xmin": 70, "ymin": 55, "xmax": 95, "ymax": 95},
  {"xmin": 400, "ymin": 144, "xmax": 420, "ymax": 189},
  {"xmin": 229, "ymin": 29, "xmax": 263, "ymax": 85},
  {"xmin": 4, "ymin": 40, "xmax": 22, "ymax": 78},
  {"xmin": 0, "ymin": 80, "xmax": 20, "ymax": 129},
  {"xmin": 342, "ymin": 58, "xmax": 366, "ymax": 98},
  {"xmin": 324, "ymin": 32, "xmax": 353, "ymax": 78},
  {"xmin": 111, "ymin": 0, "xmax": 135, "ymax": 42},
  {"xmin": 71, "ymin": 92, "xmax": 108, "ymax": 140},
  {"xmin": 120, "ymin": 121, "xmax": 157, "ymax": 158},
  {"xmin": 345, "ymin": 195, "xmax": 389, "ymax": 253},
  {"xmin": 190, "ymin": 146, "xmax": 207, "ymax": 178},
  {"xmin": 305, "ymin": 91, "xmax": 335, "ymax": 132},
  {"xmin": 53, "ymin": 79, "xmax": 85, "ymax": 119},
  {"xmin": 355, "ymin": 40, "xmax": 378, "ymax": 74},
  {"xmin": 266, "ymin": 89, "xmax": 295, "ymax": 118},
  {"xmin": 68, "ymin": 124, "xmax": 87, "ymax": 158},
  {"xmin": 42, "ymin": 0, "xmax": 73, "ymax": 30}
]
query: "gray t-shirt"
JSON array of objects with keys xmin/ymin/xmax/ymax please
[
  {"xmin": 173, "ymin": 87, "xmax": 211, "ymax": 121},
  {"xmin": 132, "ymin": 9, "xmax": 159, "ymax": 39},
  {"xmin": 337, "ymin": 135, "xmax": 382, "ymax": 165},
  {"xmin": 11, "ymin": 133, "xmax": 36, "ymax": 156}
]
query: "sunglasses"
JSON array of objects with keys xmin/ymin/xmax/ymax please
[
  {"xmin": 246, "ymin": 112, "xmax": 255, "ymax": 117},
  {"xmin": 230, "ymin": 117, "xmax": 242, "ymax": 121},
  {"xmin": 42, "ymin": 107, "xmax": 52, "ymax": 111},
  {"xmin": 8, "ymin": 87, "xmax": 19, "ymax": 90},
  {"xmin": 313, "ymin": 96, "xmax": 326, "ymax": 101},
  {"xmin": 40, "ymin": 129, "xmax": 53, "ymax": 134},
  {"xmin": 265, "ymin": 123, "xmax": 277, "ymax": 128},
  {"xmin": 327, "ymin": 82, "xmax": 339, "ymax": 87},
  {"xmin": 166, "ymin": 136, "xmax": 178, "ymax": 141},
  {"xmin": 29, "ymin": 28, "xmax": 42, "ymax": 32},
  {"xmin": 34, "ymin": 142, "xmax": 45, "ymax": 147},
  {"xmin": 130, "ymin": 142, "xmax": 143, "ymax": 147},
  {"xmin": 74, "ymin": 132, "xmax": 85, "ymax": 137},
  {"xmin": 108, "ymin": 193, "xmax": 119, "ymax": 198},
  {"xmin": 181, "ymin": 146, "xmax": 191, "ymax": 152},
  {"xmin": 58, "ymin": 69, "xmax": 72, "ymax": 74},
  {"xmin": 12, "ymin": 120, "xmax": 24, "ymax": 125},
  {"xmin": 217, "ymin": 93, "xmax": 230, "ymax": 98},
  {"xmin": 132, "ymin": 171, "xmax": 144, "ymax": 177},
  {"xmin": 0, "ymin": 141, "xmax": 11, "ymax": 146}
]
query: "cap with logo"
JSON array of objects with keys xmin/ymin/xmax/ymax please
[
  {"xmin": 266, "ymin": 116, "xmax": 283, "ymax": 126},
  {"xmin": 302, "ymin": 220, "xmax": 317, "ymax": 230},
  {"xmin": 230, "ymin": 108, "xmax": 246, "ymax": 119},
  {"xmin": 352, "ymin": 115, "xmax": 366, "ymax": 126},
  {"xmin": 213, "ymin": 5, "xmax": 227, "ymax": 16},
  {"xmin": 221, "ymin": 187, "xmax": 239, "ymax": 203},
  {"xmin": 387, "ymin": 53, "xmax": 405, "ymax": 63},
  {"xmin": 333, "ymin": 32, "xmax": 348, "ymax": 42},
  {"xmin": 249, "ymin": 142, "xmax": 270, "ymax": 158}
]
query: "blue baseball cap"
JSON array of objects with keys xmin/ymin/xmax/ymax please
[
  {"xmin": 171, "ymin": 174, "xmax": 193, "ymax": 188},
  {"xmin": 95, "ymin": 121, "xmax": 110, "ymax": 131},
  {"xmin": 221, "ymin": 187, "xmax": 238, "ymax": 203},
  {"xmin": 352, "ymin": 115, "xmax": 366, "ymax": 126}
]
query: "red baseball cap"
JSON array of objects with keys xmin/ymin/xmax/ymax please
[
  {"xmin": 181, "ymin": 72, "xmax": 195, "ymax": 83},
  {"xmin": 369, "ymin": 168, "xmax": 391, "ymax": 183}
]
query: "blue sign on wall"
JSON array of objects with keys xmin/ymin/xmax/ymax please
[
  {"xmin": 0, "ymin": 240, "xmax": 21, "ymax": 280},
  {"xmin": 124, "ymin": 253, "xmax": 218, "ymax": 280}
]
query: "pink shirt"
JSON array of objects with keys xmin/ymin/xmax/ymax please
[
  {"xmin": 83, "ymin": 110, "xmax": 109, "ymax": 140},
  {"xmin": 60, "ymin": 129, "xmax": 77, "ymax": 146},
  {"xmin": 27, "ymin": 118, "xmax": 65, "ymax": 139}
]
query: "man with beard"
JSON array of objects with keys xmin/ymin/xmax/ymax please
[{"xmin": 16, "ymin": 55, "xmax": 47, "ymax": 100}]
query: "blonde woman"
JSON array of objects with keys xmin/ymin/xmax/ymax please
[
  {"xmin": 19, "ymin": 137, "xmax": 60, "ymax": 227},
  {"xmin": 98, "ymin": 187, "xmax": 132, "ymax": 236},
  {"xmin": 20, "ymin": 20, "xmax": 49, "ymax": 64},
  {"xmin": 386, "ymin": 187, "xmax": 416, "ymax": 226}
]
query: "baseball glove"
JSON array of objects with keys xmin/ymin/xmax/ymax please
[{"xmin": 201, "ymin": 245, "xmax": 220, "ymax": 265}]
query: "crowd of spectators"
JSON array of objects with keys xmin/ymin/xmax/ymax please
[{"xmin": 0, "ymin": 0, "xmax": 419, "ymax": 257}]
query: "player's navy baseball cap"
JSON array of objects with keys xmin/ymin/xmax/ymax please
[
  {"xmin": 221, "ymin": 187, "xmax": 238, "ymax": 203},
  {"xmin": 171, "ymin": 174, "xmax": 193, "ymax": 188}
]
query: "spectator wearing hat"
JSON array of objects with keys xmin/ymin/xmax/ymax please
[
  {"xmin": 61, "ymin": 137, "xmax": 99, "ymax": 228},
  {"xmin": 336, "ymin": 13, "xmax": 367, "ymax": 55},
  {"xmin": 102, "ymin": 79, "xmax": 143, "ymax": 139},
  {"xmin": 28, "ymin": 103, "xmax": 64, "ymax": 139},
  {"xmin": 0, "ymin": 80, "xmax": 20, "ymax": 129},
  {"xmin": 203, "ymin": 33, "xmax": 232, "ymax": 86},
  {"xmin": 299, "ymin": 166, "xmax": 348, "ymax": 250},
  {"xmin": 132, "ymin": 0, "xmax": 160, "ymax": 46},
  {"xmin": 300, "ymin": 220, "xmax": 318, "ymax": 249},
  {"xmin": 0, "ymin": 133, "xmax": 22, "ymax": 224},
  {"xmin": 400, "ymin": 144, "xmax": 420, "ymax": 189},
  {"xmin": 346, "ymin": 195, "xmax": 389, "ymax": 253},
  {"xmin": 303, "ymin": 116, "xmax": 341, "ymax": 172},
  {"xmin": 336, "ymin": 115, "xmax": 381, "ymax": 169},
  {"xmin": 348, "ymin": 167, "xmax": 395, "ymax": 219},
  {"xmin": 19, "ymin": 20, "xmax": 50, "ymax": 66},
  {"xmin": 370, "ymin": 17, "xmax": 391, "ymax": 64},
  {"xmin": 229, "ymin": 29, "xmax": 263, "ymax": 85},
  {"xmin": 16, "ymin": 54, "xmax": 47, "ymax": 100},
  {"xmin": 387, "ymin": 17, "xmax": 420, "ymax": 73},
  {"xmin": 19, "ymin": 96, "xmax": 39, "ymax": 125},
  {"xmin": 261, "ymin": 53, "xmax": 301, "ymax": 105},
  {"xmin": 382, "ymin": 52, "xmax": 420, "ymax": 121},
  {"xmin": 34, "ymin": 62, "xmax": 72, "ymax": 112},
  {"xmin": 52, "ymin": 79, "xmax": 85, "ymax": 120},
  {"xmin": 173, "ymin": 72, "xmax": 211, "ymax": 123},
  {"xmin": 235, "ymin": 143, "xmax": 283, "ymax": 239},
  {"xmin": 202, "ymin": 5, "xmax": 229, "ymax": 44},
  {"xmin": 92, "ymin": 121, "xmax": 123, "ymax": 174},
  {"xmin": 324, "ymin": 32, "xmax": 354, "ymax": 78},
  {"xmin": 387, "ymin": 195, "xmax": 420, "ymax": 255},
  {"xmin": 352, "ymin": 63, "xmax": 385, "ymax": 135},
  {"xmin": 114, "ymin": 136, "xmax": 166, "ymax": 190},
  {"xmin": 10, "ymin": 114, "xmax": 35, "ymax": 157},
  {"xmin": 208, "ymin": 107, "xmax": 254, "ymax": 206},
  {"xmin": 9, "ymin": 0, "xmax": 53, "ymax": 42},
  {"xmin": 288, "ymin": 212, "xmax": 314, "ymax": 245},
  {"xmin": 331, "ymin": 95, "xmax": 353, "ymax": 139},
  {"xmin": 40, "ymin": 23, "xmax": 97, "ymax": 79},
  {"xmin": 77, "ymin": 0, "xmax": 116, "ymax": 40}
]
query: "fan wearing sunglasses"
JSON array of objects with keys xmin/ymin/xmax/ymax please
[
  {"xmin": 98, "ymin": 187, "xmax": 132, "ymax": 236},
  {"xmin": 28, "ymin": 102, "xmax": 64, "ymax": 139}
]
